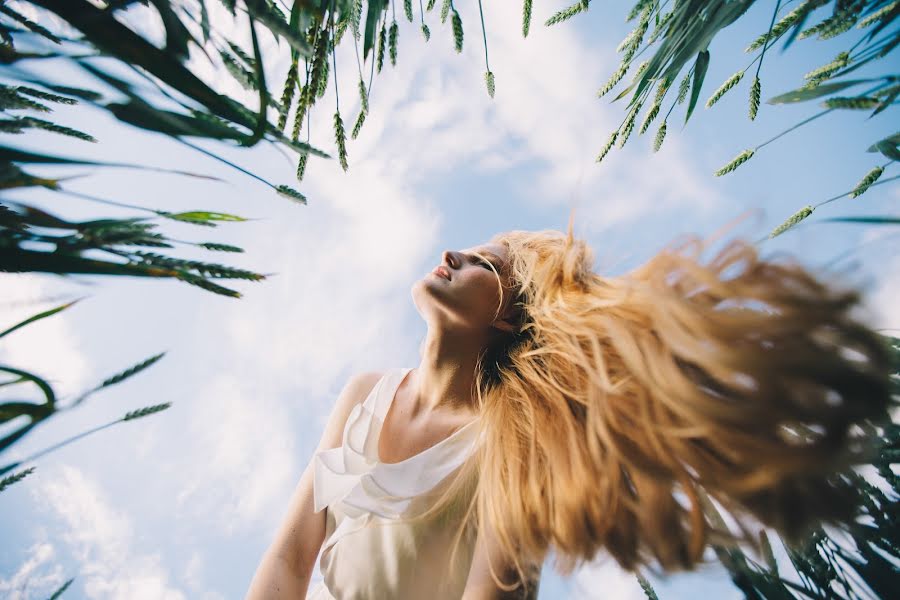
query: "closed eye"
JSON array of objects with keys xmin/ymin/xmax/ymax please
[{"xmin": 471, "ymin": 255, "xmax": 494, "ymax": 270}]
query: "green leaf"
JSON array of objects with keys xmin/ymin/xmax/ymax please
[
  {"xmin": 160, "ymin": 210, "xmax": 248, "ymax": 223},
  {"xmin": 0, "ymin": 299, "xmax": 83, "ymax": 340},
  {"xmin": 684, "ymin": 49, "xmax": 709, "ymax": 125},
  {"xmin": 816, "ymin": 216, "xmax": 900, "ymax": 225},
  {"xmin": 874, "ymin": 139, "xmax": 900, "ymax": 161},
  {"xmin": 364, "ymin": 0, "xmax": 388, "ymax": 62},
  {"xmin": 199, "ymin": 0, "xmax": 210, "ymax": 43},
  {"xmin": 871, "ymin": 84, "xmax": 900, "ymax": 117},
  {"xmin": 767, "ymin": 78, "xmax": 875, "ymax": 104},
  {"xmin": 146, "ymin": 0, "xmax": 193, "ymax": 60},
  {"xmin": 866, "ymin": 131, "xmax": 900, "ymax": 153},
  {"xmin": 244, "ymin": 0, "xmax": 313, "ymax": 57}
]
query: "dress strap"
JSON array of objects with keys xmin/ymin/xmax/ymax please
[{"xmin": 371, "ymin": 367, "xmax": 413, "ymax": 421}]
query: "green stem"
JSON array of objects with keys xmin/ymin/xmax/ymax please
[
  {"xmin": 3, "ymin": 420, "xmax": 118, "ymax": 471},
  {"xmin": 755, "ymin": 81, "xmax": 892, "ymax": 152},
  {"xmin": 815, "ymin": 168, "xmax": 898, "ymax": 208},
  {"xmin": 331, "ymin": 0, "xmax": 339, "ymax": 110},
  {"xmin": 179, "ymin": 138, "xmax": 276, "ymax": 189},
  {"xmin": 754, "ymin": 0, "xmax": 782, "ymax": 80},
  {"xmin": 477, "ymin": 0, "xmax": 489, "ymax": 71}
]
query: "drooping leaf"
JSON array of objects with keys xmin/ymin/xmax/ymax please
[
  {"xmin": 767, "ymin": 78, "xmax": 875, "ymax": 104},
  {"xmin": 684, "ymin": 49, "xmax": 710, "ymax": 125}
]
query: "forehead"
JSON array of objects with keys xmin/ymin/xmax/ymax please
[{"xmin": 463, "ymin": 243, "xmax": 507, "ymax": 261}]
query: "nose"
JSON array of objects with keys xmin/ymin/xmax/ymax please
[{"xmin": 442, "ymin": 250, "xmax": 458, "ymax": 269}]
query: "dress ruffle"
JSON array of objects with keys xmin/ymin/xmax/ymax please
[{"xmin": 312, "ymin": 367, "xmax": 481, "ymax": 553}]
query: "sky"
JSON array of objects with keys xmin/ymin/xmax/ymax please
[{"xmin": 1, "ymin": 1, "xmax": 898, "ymax": 599}]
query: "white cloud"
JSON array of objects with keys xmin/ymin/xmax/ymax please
[
  {"xmin": 570, "ymin": 556, "xmax": 647, "ymax": 600},
  {"xmin": 182, "ymin": 551, "xmax": 226, "ymax": 600},
  {"xmin": 31, "ymin": 464, "xmax": 186, "ymax": 600},
  {"xmin": 864, "ymin": 253, "xmax": 900, "ymax": 332},
  {"xmin": 0, "ymin": 274, "xmax": 93, "ymax": 406},
  {"xmin": 0, "ymin": 540, "xmax": 66, "ymax": 600},
  {"xmin": 173, "ymin": 372, "xmax": 298, "ymax": 536}
]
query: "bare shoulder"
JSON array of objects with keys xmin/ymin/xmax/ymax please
[
  {"xmin": 314, "ymin": 370, "xmax": 386, "ymax": 453},
  {"xmin": 344, "ymin": 370, "xmax": 385, "ymax": 403}
]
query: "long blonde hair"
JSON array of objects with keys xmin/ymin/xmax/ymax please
[{"xmin": 391, "ymin": 217, "xmax": 895, "ymax": 595}]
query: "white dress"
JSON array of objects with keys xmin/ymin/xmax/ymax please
[{"xmin": 306, "ymin": 367, "xmax": 483, "ymax": 600}]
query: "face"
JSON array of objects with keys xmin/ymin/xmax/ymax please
[{"xmin": 411, "ymin": 242, "xmax": 517, "ymax": 334}]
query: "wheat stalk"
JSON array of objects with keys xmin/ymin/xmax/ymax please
[
  {"xmin": 292, "ymin": 84, "xmax": 307, "ymax": 141},
  {"xmin": 769, "ymin": 205, "xmax": 813, "ymax": 238},
  {"xmin": 714, "ymin": 148, "xmax": 755, "ymax": 176},
  {"xmin": 595, "ymin": 129, "xmax": 618, "ymax": 163},
  {"xmin": 296, "ymin": 152, "xmax": 308, "ymax": 182},
  {"xmin": 648, "ymin": 10, "xmax": 674, "ymax": 45},
  {"xmin": 745, "ymin": 1, "xmax": 810, "ymax": 53},
  {"xmin": 441, "ymin": 0, "xmax": 452, "ymax": 23},
  {"xmin": 197, "ymin": 242, "xmax": 244, "ymax": 252},
  {"xmin": 597, "ymin": 64, "xmax": 627, "ymax": 98},
  {"xmin": 16, "ymin": 86, "xmax": 77, "ymax": 105},
  {"xmin": 404, "ymin": 0, "xmax": 414, "ymax": 22},
  {"xmin": 653, "ymin": 119, "xmax": 667, "ymax": 152},
  {"xmin": 850, "ymin": 166, "xmax": 884, "ymax": 198},
  {"xmin": 389, "ymin": 20, "xmax": 399, "ymax": 66},
  {"xmin": 706, "ymin": 70, "xmax": 744, "ymax": 108},
  {"xmin": 653, "ymin": 76, "xmax": 671, "ymax": 105},
  {"xmin": 639, "ymin": 102, "xmax": 659, "ymax": 134},
  {"xmin": 277, "ymin": 57, "xmax": 299, "ymax": 131},
  {"xmin": 822, "ymin": 96, "xmax": 880, "ymax": 109},
  {"xmin": 636, "ymin": 573, "xmax": 659, "ymax": 600},
  {"xmin": 422, "ymin": 23, "xmax": 431, "ymax": 40},
  {"xmin": 377, "ymin": 20, "xmax": 387, "ymax": 72},
  {"xmin": 857, "ymin": 1, "xmax": 898, "ymax": 28},
  {"xmin": 276, "ymin": 183, "xmax": 307, "ymax": 204},
  {"xmin": 98, "ymin": 352, "xmax": 165, "ymax": 388},
  {"xmin": 485, "ymin": 71, "xmax": 495, "ymax": 98},
  {"xmin": 316, "ymin": 51, "xmax": 330, "ymax": 99},
  {"xmin": 798, "ymin": 1, "xmax": 862, "ymax": 40},
  {"xmin": 545, "ymin": 1, "xmax": 589, "ymax": 27},
  {"xmin": 676, "ymin": 71, "xmax": 691, "ymax": 104},
  {"xmin": 617, "ymin": 102, "xmax": 642, "ymax": 148},
  {"xmin": 452, "ymin": 8, "xmax": 463, "ymax": 53},
  {"xmin": 352, "ymin": 0, "xmax": 363, "ymax": 38},
  {"xmin": 22, "ymin": 116, "xmax": 96, "ymax": 142},
  {"xmin": 749, "ymin": 75, "xmax": 761, "ymax": 120},
  {"xmin": 803, "ymin": 51, "xmax": 850, "ymax": 82},
  {"xmin": 523, "ymin": 0, "xmax": 533, "ymax": 37},
  {"xmin": 630, "ymin": 59, "xmax": 650, "ymax": 85},
  {"xmin": 0, "ymin": 85, "xmax": 51, "ymax": 111},
  {"xmin": 358, "ymin": 78, "xmax": 369, "ymax": 113},
  {"xmin": 334, "ymin": 110, "xmax": 349, "ymax": 171},
  {"xmin": 123, "ymin": 402, "xmax": 172, "ymax": 421},
  {"xmin": 351, "ymin": 108, "xmax": 366, "ymax": 139},
  {"xmin": 0, "ymin": 467, "xmax": 36, "ymax": 493},
  {"xmin": 627, "ymin": 0, "xmax": 653, "ymax": 22}
]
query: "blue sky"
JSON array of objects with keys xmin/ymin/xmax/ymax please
[{"xmin": 1, "ymin": 1, "xmax": 898, "ymax": 599}]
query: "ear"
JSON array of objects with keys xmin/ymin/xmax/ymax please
[
  {"xmin": 492, "ymin": 317, "xmax": 517, "ymax": 334},
  {"xmin": 492, "ymin": 303, "xmax": 522, "ymax": 334}
]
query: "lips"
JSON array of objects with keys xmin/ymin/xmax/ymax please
[{"xmin": 432, "ymin": 265, "xmax": 451, "ymax": 280}]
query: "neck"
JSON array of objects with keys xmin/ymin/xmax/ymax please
[{"xmin": 411, "ymin": 327, "xmax": 490, "ymax": 416}]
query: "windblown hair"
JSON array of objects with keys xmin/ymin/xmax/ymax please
[{"xmin": 391, "ymin": 219, "xmax": 895, "ymax": 596}]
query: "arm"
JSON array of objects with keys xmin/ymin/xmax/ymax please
[
  {"xmin": 462, "ymin": 519, "xmax": 543, "ymax": 600},
  {"xmin": 244, "ymin": 371, "xmax": 385, "ymax": 600}
]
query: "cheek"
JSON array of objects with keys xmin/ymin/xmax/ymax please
[{"xmin": 462, "ymin": 276, "xmax": 501, "ymax": 315}]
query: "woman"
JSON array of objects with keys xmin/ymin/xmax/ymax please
[{"xmin": 245, "ymin": 219, "xmax": 894, "ymax": 599}]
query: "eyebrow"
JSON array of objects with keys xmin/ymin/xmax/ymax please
[{"xmin": 469, "ymin": 250, "xmax": 504, "ymax": 268}]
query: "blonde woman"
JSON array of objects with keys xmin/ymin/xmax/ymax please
[{"xmin": 245, "ymin": 219, "xmax": 894, "ymax": 599}]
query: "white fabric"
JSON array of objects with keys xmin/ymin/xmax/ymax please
[{"xmin": 307, "ymin": 367, "xmax": 482, "ymax": 599}]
